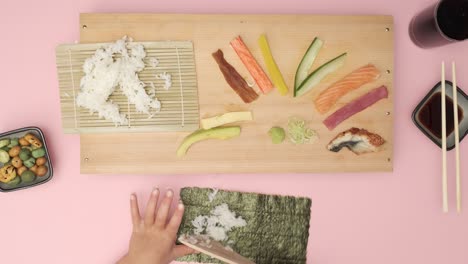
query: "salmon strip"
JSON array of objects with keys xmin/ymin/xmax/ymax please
[
  {"xmin": 230, "ymin": 36, "xmax": 274, "ymax": 94},
  {"xmin": 314, "ymin": 64, "xmax": 380, "ymax": 114}
]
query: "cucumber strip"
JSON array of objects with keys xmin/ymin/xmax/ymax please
[
  {"xmin": 294, "ymin": 37, "xmax": 323, "ymax": 92},
  {"xmin": 295, "ymin": 52, "xmax": 347, "ymax": 97}
]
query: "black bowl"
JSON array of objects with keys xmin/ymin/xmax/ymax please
[
  {"xmin": 0, "ymin": 127, "xmax": 53, "ymax": 192},
  {"xmin": 412, "ymin": 81, "xmax": 468, "ymax": 150}
]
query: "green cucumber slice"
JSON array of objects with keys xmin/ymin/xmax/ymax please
[
  {"xmin": 295, "ymin": 52, "xmax": 347, "ymax": 97},
  {"xmin": 294, "ymin": 37, "xmax": 323, "ymax": 93}
]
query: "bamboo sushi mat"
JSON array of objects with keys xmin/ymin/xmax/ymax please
[{"xmin": 55, "ymin": 41, "xmax": 199, "ymax": 133}]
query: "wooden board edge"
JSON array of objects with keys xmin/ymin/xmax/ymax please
[
  {"xmin": 79, "ymin": 163, "xmax": 394, "ymax": 175},
  {"xmin": 80, "ymin": 13, "xmax": 394, "ymax": 20}
]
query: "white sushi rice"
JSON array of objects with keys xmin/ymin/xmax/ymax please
[
  {"xmin": 149, "ymin": 57, "xmax": 159, "ymax": 68},
  {"xmin": 156, "ymin": 72, "xmax": 172, "ymax": 90},
  {"xmin": 76, "ymin": 36, "xmax": 161, "ymax": 125},
  {"xmin": 148, "ymin": 81, "xmax": 156, "ymax": 97},
  {"xmin": 191, "ymin": 203, "xmax": 247, "ymax": 242},
  {"xmin": 192, "ymin": 215, "xmax": 208, "ymax": 235},
  {"xmin": 208, "ymin": 188, "xmax": 219, "ymax": 202}
]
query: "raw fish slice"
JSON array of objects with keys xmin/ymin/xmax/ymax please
[
  {"xmin": 212, "ymin": 49, "xmax": 259, "ymax": 103},
  {"xmin": 315, "ymin": 64, "xmax": 380, "ymax": 114},
  {"xmin": 323, "ymin": 86, "xmax": 388, "ymax": 130}
]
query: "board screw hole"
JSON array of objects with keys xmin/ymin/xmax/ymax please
[
  {"xmin": 386, "ymin": 111, "xmax": 391, "ymax": 116},
  {"xmin": 385, "ymin": 27, "xmax": 390, "ymax": 32},
  {"xmin": 84, "ymin": 158, "xmax": 89, "ymax": 162},
  {"xmin": 82, "ymin": 25, "xmax": 88, "ymax": 29},
  {"xmin": 387, "ymin": 158, "xmax": 391, "ymax": 162},
  {"xmin": 386, "ymin": 70, "xmax": 391, "ymax": 74}
]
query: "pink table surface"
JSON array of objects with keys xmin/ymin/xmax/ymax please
[{"xmin": 1, "ymin": 0, "xmax": 468, "ymax": 263}]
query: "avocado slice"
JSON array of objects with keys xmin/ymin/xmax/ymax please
[{"xmin": 177, "ymin": 126, "xmax": 241, "ymax": 157}]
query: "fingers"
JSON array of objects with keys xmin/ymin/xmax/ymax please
[
  {"xmin": 167, "ymin": 202, "xmax": 185, "ymax": 235},
  {"xmin": 173, "ymin": 245, "xmax": 197, "ymax": 259},
  {"xmin": 130, "ymin": 193, "xmax": 141, "ymax": 226},
  {"xmin": 154, "ymin": 189, "xmax": 174, "ymax": 228},
  {"xmin": 144, "ymin": 188, "xmax": 160, "ymax": 226}
]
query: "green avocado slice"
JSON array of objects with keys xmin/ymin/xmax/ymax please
[{"xmin": 177, "ymin": 126, "xmax": 241, "ymax": 157}]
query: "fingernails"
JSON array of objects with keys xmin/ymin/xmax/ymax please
[
  {"xmin": 166, "ymin": 189, "xmax": 173, "ymax": 197},
  {"xmin": 130, "ymin": 193, "xmax": 136, "ymax": 200},
  {"xmin": 178, "ymin": 203, "xmax": 184, "ymax": 210},
  {"xmin": 152, "ymin": 188, "xmax": 159, "ymax": 196}
]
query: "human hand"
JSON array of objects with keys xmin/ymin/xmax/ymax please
[{"xmin": 117, "ymin": 189, "xmax": 196, "ymax": 264}]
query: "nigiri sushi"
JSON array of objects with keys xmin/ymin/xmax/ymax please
[{"xmin": 327, "ymin": 127, "xmax": 385, "ymax": 155}]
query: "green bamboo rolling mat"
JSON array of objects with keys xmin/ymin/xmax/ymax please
[{"xmin": 178, "ymin": 187, "xmax": 312, "ymax": 264}]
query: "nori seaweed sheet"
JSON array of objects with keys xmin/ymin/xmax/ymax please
[{"xmin": 177, "ymin": 187, "xmax": 312, "ymax": 264}]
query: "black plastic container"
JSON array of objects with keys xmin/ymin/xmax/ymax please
[
  {"xmin": 412, "ymin": 81, "xmax": 468, "ymax": 150},
  {"xmin": 0, "ymin": 127, "xmax": 53, "ymax": 192},
  {"xmin": 409, "ymin": 0, "xmax": 468, "ymax": 48}
]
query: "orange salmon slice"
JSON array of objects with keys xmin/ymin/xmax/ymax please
[{"xmin": 314, "ymin": 64, "xmax": 380, "ymax": 114}]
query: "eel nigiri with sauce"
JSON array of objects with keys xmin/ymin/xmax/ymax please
[{"xmin": 327, "ymin": 127, "xmax": 385, "ymax": 155}]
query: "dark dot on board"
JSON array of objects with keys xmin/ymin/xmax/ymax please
[
  {"xmin": 82, "ymin": 25, "xmax": 88, "ymax": 29},
  {"xmin": 385, "ymin": 27, "xmax": 390, "ymax": 32}
]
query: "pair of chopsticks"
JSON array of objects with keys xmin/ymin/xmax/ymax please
[{"xmin": 441, "ymin": 61, "xmax": 461, "ymax": 213}]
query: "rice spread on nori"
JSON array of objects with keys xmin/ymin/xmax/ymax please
[
  {"xmin": 191, "ymin": 203, "xmax": 247, "ymax": 241},
  {"xmin": 177, "ymin": 187, "xmax": 312, "ymax": 264}
]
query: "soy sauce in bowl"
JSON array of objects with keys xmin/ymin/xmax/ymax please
[{"xmin": 418, "ymin": 92, "xmax": 464, "ymax": 139}]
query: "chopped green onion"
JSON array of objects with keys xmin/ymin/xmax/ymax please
[{"xmin": 287, "ymin": 117, "xmax": 319, "ymax": 144}]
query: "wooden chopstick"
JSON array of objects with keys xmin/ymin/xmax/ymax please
[
  {"xmin": 452, "ymin": 61, "xmax": 461, "ymax": 213},
  {"xmin": 441, "ymin": 62, "xmax": 448, "ymax": 213}
]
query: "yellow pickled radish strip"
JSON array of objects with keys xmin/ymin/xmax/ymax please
[{"xmin": 258, "ymin": 34, "xmax": 289, "ymax": 96}]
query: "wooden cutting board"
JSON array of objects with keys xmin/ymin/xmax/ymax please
[{"xmin": 79, "ymin": 13, "xmax": 394, "ymax": 174}]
